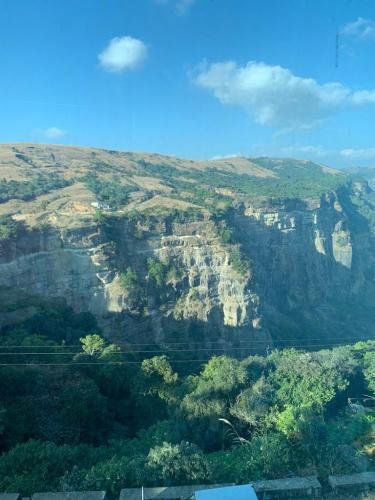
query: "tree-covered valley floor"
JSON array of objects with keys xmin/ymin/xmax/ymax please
[{"xmin": 0, "ymin": 303, "xmax": 373, "ymax": 498}]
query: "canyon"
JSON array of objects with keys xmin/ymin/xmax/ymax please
[{"xmin": 0, "ymin": 144, "xmax": 374, "ymax": 352}]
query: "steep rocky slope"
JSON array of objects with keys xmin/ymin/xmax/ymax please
[{"xmin": 0, "ymin": 143, "xmax": 374, "ymax": 352}]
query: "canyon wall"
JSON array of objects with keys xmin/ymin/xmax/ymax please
[{"xmin": 1, "ymin": 186, "xmax": 373, "ymax": 351}]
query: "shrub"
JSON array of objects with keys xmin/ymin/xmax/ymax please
[
  {"xmin": 217, "ymin": 225, "xmax": 233, "ymax": 244},
  {"xmin": 229, "ymin": 247, "xmax": 250, "ymax": 276},
  {"xmin": 147, "ymin": 258, "xmax": 166, "ymax": 287},
  {"xmin": 147, "ymin": 441, "xmax": 210, "ymax": 484},
  {"xmin": 119, "ymin": 268, "xmax": 138, "ymax": 296},
  {"xmin": 0, "ymin": 215, "xmax": 25, "ymax": 240},
  {"xmin": 83, "ymin": 174, "xmax": 138, "ymax": 209},
  {"xmin": 0, "ymin": 174, "xmax": 71, "ymax": 204},
  {"xmin": 92, "ymin": 209, "xmax": 110, "ymax": 227}
]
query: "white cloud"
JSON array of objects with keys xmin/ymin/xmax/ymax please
[
  {"xmin": 351, "ymin": 90, "xmax": 375, "ymax": 105},
  {"xmin": 340, "ymin": 148, "xmax": 375, "ymax": 159},
  {"xmin": 193, "ymin": 60, "xmax": 375, "ymax": 130},
  {"xmin": 98, "ymin": 36, "xmax": 147, "ymax": 73},
  {"xmin": 341, "ymin": 17, "xmax": 375, "ymax": 40}
]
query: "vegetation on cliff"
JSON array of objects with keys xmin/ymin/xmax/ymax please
[
  {"xmin": 136, "ymin": 158, "xmax": 346, "ymax": 205},
  {"xmin": 0, "ymin": 173, "xmax": 71, "ymax": 204},
  {"xmin": 83, "ymin": 173, "xmax": 138, "ymax": 209},
  {"xmin": 0, "ymin": 145, "xmax": 348, "ymax": 219},
  {"xmin": 0, "ymin": 215, "xmax": 26, "ymax": 240}
]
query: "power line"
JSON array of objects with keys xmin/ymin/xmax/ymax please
[
  {"xmin": 0, "ymin": 339, "xmax": 372, "ymax": 356},
  {"xmin": 0, "ymin": 359, "xmax": 213, "ymax": 367},
  {"xmin": 0, "ymin": 335, "xmax": 373, "ymax": 349},
  {"xmin": 0, "ymin": 341, "xmax": 373, "ymax": 367}
]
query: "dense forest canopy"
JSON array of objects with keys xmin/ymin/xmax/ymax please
[{"xmin": 0, "ymin": 301, "xmax": 374, "ymax": 498}]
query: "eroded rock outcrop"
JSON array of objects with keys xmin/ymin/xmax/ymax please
[{"xmin": 0, "ymin": 186, "xmax": 374, "ymax": 350}]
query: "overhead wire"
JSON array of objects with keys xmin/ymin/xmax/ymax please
[
  {"xmin": 0, "ymin": 335, "xmax": 373, "ymax": 349},
  {"xmin": 0, "ymin": 339, "xmax": 373, "ymax": 355},
  {"xmin": 0, "ymin": 340, "xmax": 373, "ymax": 367}
]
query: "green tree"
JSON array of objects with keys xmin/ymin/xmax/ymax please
[
  {"xmin": 0, "ymin": 440, "xmax": 107, "ymax": 496},
  {"xmin": 147, "ymin": 441, "xmax": 210, "ymax": 485},
  {"xmin": 59, "ymin": 377, "xmax": 110, "ymax": 444},
  {"xmin": 147, "ymin": 258, "xmax": 166, "ymax": 287},
  {"xmin": 92, "ymin": 209, "xmax": 110, "ymax": 226},
  {"xmin": 208, "ymin": 432, "xmax": 292, "ymax": 483},
  {"xmin": 60, "ymin": 455, "xmax": 145, "ymax": 496},
  {"xmin": 181, "ymin": 356, "xmax": 248, "ymax": 419},
  {"xmin": 0, "ymin": 215, "xmax": 25, "ymax": 240},
  {"xmin": 230, "ymin": 377, "xmax": 272, "ymax": 429},
  {"xmin": 217, "ymin": 225, "xmax": 233, "ymax": 244},
  {"xmin": 268, "ymin": 348, "xmax": 354, "ymax": 411},
  {"xmin": 119, "ymin": 267, "xmax": 138, "ymax": 296},
  {"xmin": 229, "ymin": 247, "xmax": 250, "ymax": 277},
  {"xmin": 139, "ymin": 356, "xmax": 178, "ymax": 404},
  {"xmin": 79, "ymin": 334, "xmax": 107, "ymax": 357}
]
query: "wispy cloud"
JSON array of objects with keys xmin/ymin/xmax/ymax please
[
  {"xmin": 34, "ymin": 127, "xmax": 66, "ymax": 138},
  {"xmin": 155, "ymin": 0, "xmax": 196, "ymax": 14},
  {"xmin": 279, "ymin": 145, "xmax": 331, "ymax": 157},
  {"xmin": 193, "ymin": 60, "xmax": 375, "ymax": 130},
  {"xmin": 341, "ymin": 17, "xmax": 375, "ymax": 40},
  {"xmin": 210, "ymin": 153, "xmax": 241, "ymax": 160},
  {"xmin": 98, "ymin": 36, "xmax": 148, "ymax": 73},
  {"xmin": 340, "ymin": 148, "xmax": 375, "ymax": 159}
]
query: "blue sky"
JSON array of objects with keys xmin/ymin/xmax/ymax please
[{"xmin": 1, "ymin": 0, "xmax": 375, "ymax": 167}]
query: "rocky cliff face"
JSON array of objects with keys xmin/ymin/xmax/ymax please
[
  {"xmin": 0, "ymin": 186, "xmax": 374, "ymax": 351},
  {"xmin": 0, "ymin": 144, "xmax": 374, "ymax": 351}
]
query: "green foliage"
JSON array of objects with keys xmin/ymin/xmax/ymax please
[
  {"xmin": 139, "ymin": 356, "xmax": 178, "ymax": 404},
  {"xmin": 0, "ymin": 294, "xmax": 98, "ymax": 345},
  {"xmin": 229, "ymin": 377, "xmax": 272, "ymax": 428},
  {"xmin": 268, "ymin": 348, "xmax": 356, "ymax": 411},
  {"xmin": 0, "ymin": 307, "xmax": 374, "ymax": 497},
  {"xmin": 364, "ymin": 350, "xmax": 375, "ymax": 394},
  {"xmin": 119, "ymin": 267, "xmax": 138, "ymax": 296},
  {"xmin": 0, "ymin": 440, "xmax": 108, "ymax": 496},
  {"xmin": 84, "ymin": 173, "xmax": 138, "ymax": 209},
  {"xmin": 0, "ymin": 174, "xmax": 71, "ymax": 204},
  {"xmin": 79, "ymin": 334, "xmax": 107, "ymax": 357},
  {"xmin": 58, "ymin": 377, "xmax": 110, "ymax": 444},
  {"xmin": 61, "ymin": 454, "xmax": 145, "ymax": 497},
  {"xmin": 0, "ymin": 215, "xmax": 26, "ymax": 240},
  {"xmin": 93, "ymin": 208, "xmax": 110, "ymax": 226},
  {"xmin": 217, "ymin": 225, "xmax": 233, "ymax": 244},
  {"xmin": 229, "ymin": 247, "xmax": 250, "ymax": 276},
  {"xmin": 147, "ymin": 257, "xmax": 167, "ymax": 287},
  {"xmin": 181, "ymin": 356, "xmax": 248, "ymax": 420},
  {"xmin": 208, "ymin": 432, "xmax": 292, "ymax": 482},
  {"xmin": 136, "ymin": 158, "xmax": 346, "ymax": 206},
  {"xmin": 147, "ymin": 441, "xmax": 209, "ymax": 485}
]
